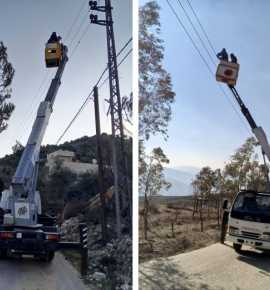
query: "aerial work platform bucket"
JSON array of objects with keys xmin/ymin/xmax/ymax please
[
  {"xmin": 216, "ymin": 60, "xmax": 239, "ymax": 86},
  {"xmin": 45, "ymin": 42, "xmax": 62, "ymax": 68},
  {"xmin": 45, "ymin": 33, "xmax": 63, "ymax": 68}
]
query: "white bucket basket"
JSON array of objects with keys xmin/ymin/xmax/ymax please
[{"xmin": 216, "ymin": 60, "xmax": 240, "ymax": 86}]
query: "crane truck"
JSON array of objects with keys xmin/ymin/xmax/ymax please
[
  {"xmin": 216, "ymin": 52, "xmax": 270, "ymax": 253},
  {"xmin": 0, "ymin": 33, "xmax": 68, "ymax": 261}
]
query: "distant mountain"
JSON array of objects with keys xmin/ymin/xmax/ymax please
[
  {"xmin": 173, "ymin": 166, "xmax": 200, "ymax": 176},
  {"xmin": 160, "ymin": 166, "xmax": 200, "ymax": 196}
]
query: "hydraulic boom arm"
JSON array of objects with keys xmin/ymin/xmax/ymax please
[
  {"xmin": 12, "ymin": 45, "xmax": 68, "ymax": 200},
  {"xmin": 228, "ymin": 85, "xmax": 270, "ymax": 163},
  {"xmin": 215, "ymin": 51, "xmax": 270, "ymax": 164}
]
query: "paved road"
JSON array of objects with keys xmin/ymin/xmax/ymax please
[
  {"xmin": 140, "ymin": 243, "xmax": 270, "ymax": 290},
  {"xmin": 0, "ymin": 253, "xmax": 87, "ymax": 290}
]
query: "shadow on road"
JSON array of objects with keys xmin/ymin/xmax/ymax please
[
  {"xmin": 0, "ymin": 255, "xmax": 53, "ymax": 269},
  {"xmin": 139, "ymin": 259, "xmax": 224, "ymax": 290},
  {"xmin": 237, "ymin": 249, "xmax": 270, "ymax": 276}
]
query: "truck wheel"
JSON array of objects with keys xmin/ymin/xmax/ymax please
[
  {"xmin": 0, "ymin": 249, "xmax": 7, "ymax": 259},
  {"xmin": 47, "ymin": 251, "xmax": 55, "ymax": 262},
  {"xmin": 233, "ymin": 243, "xmax": 242, "ymax": 253},
  {"xmin": 40, "ymin": 251, "xmax": 55, "ymax": 262}
]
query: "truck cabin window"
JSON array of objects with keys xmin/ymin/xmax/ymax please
[{"xmin": 231, "ymin": 192, "xmax": 270, "ymax": 223}]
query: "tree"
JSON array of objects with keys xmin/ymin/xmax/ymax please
[
  {"xmin": 213, "ymin": 169, "xmax": 224, "ymax": 225},
  {"xmin": 139, "ymin": 1, "xmax": 175, "ymax": 141},
  {"xmin": 191, "ymin": 138, "xmax": 269, "ymax": 232},
  {"xmin": 223, "ymin": 137, "xmax": 267, "ymax": 195},
  {"xmin": 192, "ymin": 166, "xmax": 216, "ymax": 231},
  {"xmin": 193, "ymin": 167, "xmax": 215, "ymax": 198},
  {"xmin": 12, "ymin": 141, "xmax": 24, "ymax": 154},
  {"xmin": 140, "ymin": 147, "xmax": 171, "ymax": 240},
  {"xmin": 0, "ymin": 41, "xmax": 15, "ymax": 133},
  {"xmin": 169, "ymin": 208, "xmax": 181, "ymax": 238},
  {"xmin": 41, "ymin": 161, "xmax": 77, "ymax": 213},
  {"xmin": 122, "ymin": 92, "xmax": 133, "ymax": 125}
]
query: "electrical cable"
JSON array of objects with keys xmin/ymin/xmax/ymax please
[
  {"xmin": 14, "ymin": 71, "xmax": 53, "ymax": 142},
  {"xmin": 176, "ymin": 0, "xmax": 216, "ymax": 66},
  {"xmin": 166, "ymin": 0, "xmax": 250, "ymax": 134},
  {"xmin": 69, "ymin": 25, "xmax": 90, "ymax": 58},
  {"xmin": 179, "ymin": 0, "xmax": 250, "ymax": 133},
  {"xmin": 185, "ymin": 0, "xmax": 217, "ymax": 56},
  {"xmin": 63, "ymin": 0, "xmax": 86, "ymax": 41},
  {"xmin": 56, "ymin": 39, "xmax": 133, "ymax": 145},
  {"xmin": 12, "ymin": 1, "xmax": 90, "ymax": 144},
  {"xmin": 68, "ymin": 13, "xmax": 89, "ymax": 49},
  {"xmin": 99, "ymin": 48, "xmax": 133, "ymax": 89}
]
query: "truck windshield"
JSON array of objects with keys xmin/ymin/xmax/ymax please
[{"xmin": 231, "ymin": 191, "xmax": 270, "ymax": 223}]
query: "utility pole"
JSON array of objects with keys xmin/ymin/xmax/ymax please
[
  {"xmin": 89, "ymin": 0, "xmax": 131, "ymax": 236},
  {"xmin": 94, "ymin": 86, "xmax": 107, "ymax": 243}
]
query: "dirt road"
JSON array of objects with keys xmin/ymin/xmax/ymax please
[
  {"xmin": 140, "ymin": 243, "xmax": 270, "ymax": 290},
  {"xmin": 0, "ymin": 253, "xmax": 88, "ymax": 290}
]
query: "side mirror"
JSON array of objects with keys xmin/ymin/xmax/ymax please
[{"xmin": 222, "ymin": 199, "xmax": 228, "ymax": 210}]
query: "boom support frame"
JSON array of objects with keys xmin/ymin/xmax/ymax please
[{"xmin": 8, "ymin": 45, "xmax": 68, "ymax": 226}]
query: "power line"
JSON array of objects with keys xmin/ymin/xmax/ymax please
[
  {"xmin": 166, "ymin": 0, "xmax": 215, "ymax": 76},
  {"xmin": 68, "ymin": 13, "xmax": 89, "ymax": 49},
  {"xmin": 166, "ymin": 0, "xmax": 250, "ymax": 134},
  {"xmin": 185, "ymin": 0, "xmax": 217, "ymax": 56},
  {"xmin": 12, "ymin": 1, "xmax": 90, "ymax": 145},
  {"xmin": 182, "ymin": 0, "xmax": 251, "ymax": 134},
  {"xmin": 176, "ymin": 0, "xmax": 216, "ymax": 66},
  {"xmin": 63, "ymin": 0, "xmax": 86, "ymax": 41},
  {"xmin": 13, "ymin": 71, "xmax": 54, "ymax": 142},
  {"xmin": 56, "ymin": 39, "xmax": 133, "ymax": 145},
  {"xmin": 69, "ymin": 24, "xmax": 90, "ymax": 58},
  {"xmin": 19, "ymin": 74, "xmax": 53, "ymax": 135},
  {"xmin": 56, "ymin": 91, "xmax": 93, "ymax": 145},
  {"xmin": 56, "ymin": 46, "xmax": 133, "ymax": 145},
  {"xmin": 99, "ymin": 48, "xmax": 133, "ymax": 89},
  {"xmin": 116, "ymin": 38, "xmax": 133, "ymax": 57}
]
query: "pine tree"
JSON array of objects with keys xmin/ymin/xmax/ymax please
[{"xmin": 0, "ymin": 41, "xmax": 15, "ymax": 133}]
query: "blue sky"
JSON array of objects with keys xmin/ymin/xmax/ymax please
[
  {"xmin": 143, "ymin": 0, "xmax": 270, "ymax": 169},
  {"xmin": 0, "ymin": 0, "xmax": 132, "ymax": 157}
]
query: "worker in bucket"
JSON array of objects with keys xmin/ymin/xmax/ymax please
[
  {"xmin": 47, "ymin": 32, "xmax": 61, "ymax": 44},
  {"xmin": 230, "ymin": 53, "xmax": 238, "ymax": 64},
  {"xmin": 217, "ymin": 48, "xmax": 229, "ymax": 61}
]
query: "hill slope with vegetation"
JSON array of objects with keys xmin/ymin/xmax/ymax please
[{"xmin": 0, "ymin": 133, "xmax": 132, "ymax": 214}]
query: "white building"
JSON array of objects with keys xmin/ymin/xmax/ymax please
[{"xmin": 46, "ymin": 150, "xmax": 98, "ymax": 175}]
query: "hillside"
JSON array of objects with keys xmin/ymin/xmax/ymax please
[{"xmin": 0, "ymin": 134, "xmax": 132, "ymax": 213}]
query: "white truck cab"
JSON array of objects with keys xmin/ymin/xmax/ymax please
[{"xmin": 226, "ymin": 190, "xmax": 270, "ymax": 252}]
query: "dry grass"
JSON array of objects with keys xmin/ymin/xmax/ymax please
[{"xmin": 139, "ymin": 197, "xmax": 221, "ymax": 263}]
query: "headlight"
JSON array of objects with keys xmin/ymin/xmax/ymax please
[
  {"xmin": 229, "ymin": 226, "xmax": 239, "ymax": 235},
  {"xmin": 261, "ymin": 233, "xmax": 270, "ymax": 241}
]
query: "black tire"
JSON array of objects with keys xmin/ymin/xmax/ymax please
[
  {"xmin": 0, "ymin": 249, "xmax": 7, "ymax": 259},
  {"xmin": 233, "ymin": 243, "xmax": 242, "ymax": 253},
  {"xmin": 47, "ymin": 251, "xmax": 55, "ymax": 262},
  {"xmin": 40, "ymin": 251, "xmax": 55, "ymax": 262}
]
